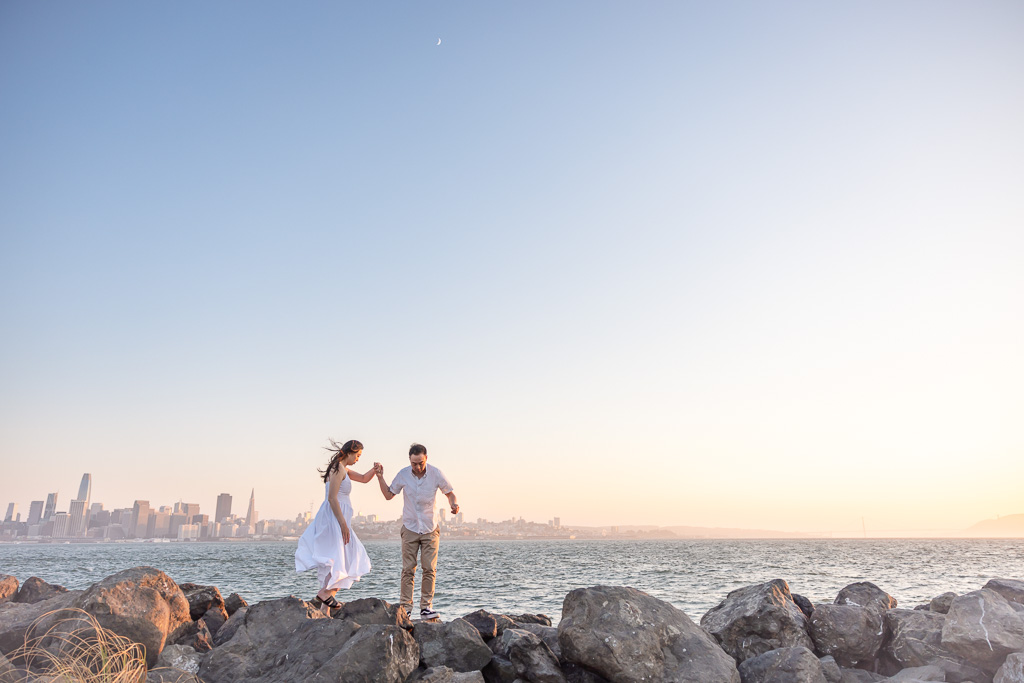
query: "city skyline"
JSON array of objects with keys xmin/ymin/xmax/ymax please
[
  {"xmin": 2, "ymin": 2, "xmax": 1022, "ymax": 534},
  {"xmin": 1, "ymin": 469, "xmax": 1020, "ymax": 539}
]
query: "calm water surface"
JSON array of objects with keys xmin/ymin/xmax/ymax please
[{"xmin": 1, "ymin": 539, "xmax": 1020, "ymax": 623}]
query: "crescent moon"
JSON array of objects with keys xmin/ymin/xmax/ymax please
[{"xmin": 437, "ymin": 38, "xmax": 441, "ymax": 46}]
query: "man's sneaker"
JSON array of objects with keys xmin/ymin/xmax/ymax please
[{"xmin": 420, "ymin": 608, "xmax": 440, "ymax": 620}]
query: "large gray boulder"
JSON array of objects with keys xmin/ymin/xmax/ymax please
[
  {"xmin": 0, "ymin": 576, "xmax": 17, "ymax": 604},
  {"xmin": 198, "ymin": 596, "xmax": 358, "ymax": 682},
  {"xmin": 995, "ymin": 652, "xmax": 1024, "ymax": 683},
  {"xmin": 941, "ymin": 590, "xmax": 1024, "ymax": 674},
  {"xmin": 884, "ymin": 608, "xmax": 988, "ymax": 683},
  {"xmin": 70, "ymin": 566, "xmax": 192, "ymax": 669},
  {"xmin": 561, "ymin": 585, "xmax": 740, "ymax": 683},
  {"xmin": 835, "ymin": 583, "xmax": 897, "ymax": 613},
  {"xmin": 0, "ymin": 590, "xmax": 81, "ymax": 655},
  {"xmin": 306, "ymin": 624, "xmax": 419, "ymax": 683},
  {"xmin": 13, "ymin": 577, "xmax": 67, "ymax": 605},
  {"xmin": 737, "ymin": 646, "xmax": 828, "ymax": 683},
  {"xmin": 500, "ymin": 629, "xmax": 564, "ymax": 683},
  {"xmin": 984, "ymin": 580, "xmax": 1024, "ymax": 607},
  {"xmin": 809, "ymin": 604, "xmax": 886, "ymax": 669},
  {"xmin": 701, "ymin": 579, "xmax": 814, "ymax": 663},
  {"xmin": 413, "ymin": 618, "xmax": 492, "ymax": 672}
]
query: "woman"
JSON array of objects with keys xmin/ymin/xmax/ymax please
[{"xmin": 294, "ymin": 438, "xmax": 376, "ymax": 614}]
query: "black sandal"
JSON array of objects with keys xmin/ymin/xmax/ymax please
[{"xmin": 322, "ymin": 595, "xmax": 342, "ymax": 610}]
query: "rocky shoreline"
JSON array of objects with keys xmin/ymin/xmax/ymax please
[{"xmin": 1, "ymin": 569, "xmax": 1022, "ymax": 683}]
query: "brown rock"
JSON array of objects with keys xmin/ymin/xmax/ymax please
[
  {"xmin": 71, "ymin": 567, "xmax": 192, "ymax": 668},
  {"xmin": 462, "ymin": 610, "xmax": 499, "ymax": 640},
  {"xmin": 224, "ymin": 593, "xmax": 248, "ymax": 616},
  {"xmin": 0, "ymin": 576, "xmax": 17, "ymax": 605},
  {"xmin": 13, "ymin": 578, "xmax": 67, "ymax": 605}
]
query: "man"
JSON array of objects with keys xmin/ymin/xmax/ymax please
[{"xmin": 375, "ymin": 443, "xmax": 459, "ymax": 620}]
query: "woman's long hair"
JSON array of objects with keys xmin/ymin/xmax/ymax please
[{"xmin": 319, "ymin": 439, "xmax": 363, "ymax": 483}]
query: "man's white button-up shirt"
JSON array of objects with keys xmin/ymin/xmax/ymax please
[{"xmin": 389, "ymin": 464, "xmax": 454, "ymax": 534}]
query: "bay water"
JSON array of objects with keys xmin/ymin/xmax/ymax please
[{"xmin": 1, "ymin": 539, "xmax": 1020, "ymax": 623}]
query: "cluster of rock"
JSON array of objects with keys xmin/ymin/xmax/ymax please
[{"xmin": 2, "ymin": 568, "xmax": 1023, "ymax": 683}]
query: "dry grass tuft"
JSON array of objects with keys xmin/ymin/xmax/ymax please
[{"xmin": 7, "ymin": 607, "xmax": 148, "ymax": 683}]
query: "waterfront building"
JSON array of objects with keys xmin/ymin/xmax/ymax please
[
  {"xmin": 169, "ymin": 512, "xmax": 188, "ymax": 538},
  {"xmin": 148, "ymin": 511, "xmax": 171, "ymax": 538},
  {"xmin": 27, "ymin": 501, "xmax": 44, "ymax": 525},
  {"xmin": 215, "ymin": 493, "xmax": 232, "ymax": 523},
  {"xmin": 131, "ymin": 501, "xmax": 151, "ymax": 538},
  {"xmin": 52, "ymin": 512, "xmax": 70, "ymax": 538},
  {"xmin": 68, "ymin": 500, "xmax": 87, "ymax": 537},
  {"xmin": 3, "ymin": 503, "xmax": 16, "ymax": 523}
]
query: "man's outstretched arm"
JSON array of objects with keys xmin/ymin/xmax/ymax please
[
  {"xmin": 375, "ymin": 466, "xmax": 396, "ymax": 500},
  {"xmin": 445, "ymin": 491, "xmax": 459, "ymax": 514}
]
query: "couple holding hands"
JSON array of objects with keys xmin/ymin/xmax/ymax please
[{"xmin": 294, "ymin": 439, "xmax": 459, "ymax": 621}]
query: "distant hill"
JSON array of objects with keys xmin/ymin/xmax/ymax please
[
  {"xmin": 614, "ymin": 525, "xmax": 817, "ymax": 539},
  {"xmin": 964, "ymin": 514, "xmax": 1024, "ymax": 538}
]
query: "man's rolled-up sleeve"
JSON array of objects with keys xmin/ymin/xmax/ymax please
[{"xmin": 435, "ymin": 468, "xmax": 453, "ymax": 495}]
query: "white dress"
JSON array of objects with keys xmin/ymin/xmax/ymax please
[{"xmin": 294, "ymin": 471, "xmax": 372, "ymax": 590}]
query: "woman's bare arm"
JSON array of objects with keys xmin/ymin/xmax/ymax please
[
  {"xmin": 347, "ymin": 467, "xmax": 378, "ymax": 484},
  {"xmin": 328, "ymin": 470, "xmax": 350, "ymax": 544}
]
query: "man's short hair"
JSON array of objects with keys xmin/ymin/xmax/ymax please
[{"xmin": 409, "ymin": 443, "xmax": 427, "ymax": 457}]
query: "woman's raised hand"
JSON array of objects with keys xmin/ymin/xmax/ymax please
[{"xmin": 373, "ymin": 462, "xmax": 384, "ymax": 477}]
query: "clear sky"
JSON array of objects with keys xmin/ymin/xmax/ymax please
[{"xmin": 1, "ymin": 1, "xmax": 1022, "ymax": 536}]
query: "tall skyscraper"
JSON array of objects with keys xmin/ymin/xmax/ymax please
[
  {"xmin": 245, "ymin": 489, "xmax": 256, "ymax": 526},
  {"xmin": 43, "ymin": 493, "xmax": 58, "ymax": 521},
  {"xmin": 77, "ymin": 474, "xmax": 92, "ymax": 507},
  {"xmin": 215, "ymin": 493, "xmax": 232, "ymax": 523},
  {"xmin": 3, "ymin": 503, "xmax": 16, "ymax": 522},
  {"xmin": 68, "ymin": 500, "xmax": 87, "ymax": 537},
  {"xmin": 27, "ymin": 501, "xmax": 44, "ymax": 525},
  {"xmin": 131, "ymin": 500, "xmax": 151, "ymax": 538},
  {"xmin": 52, "ymin": 512, "xmax": 70, "ymax": 538}
]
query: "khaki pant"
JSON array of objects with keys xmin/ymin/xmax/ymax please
[{"xmin": 400, "ymin": 525, "xmax": 440, "ymax": 612}]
